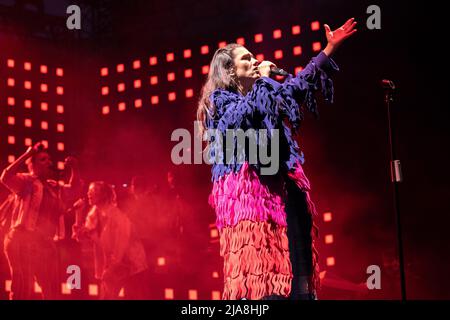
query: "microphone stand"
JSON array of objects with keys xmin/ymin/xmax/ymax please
[{"xmin": 382, "ymin": 79, "xmax": 407, "ymax": 301}]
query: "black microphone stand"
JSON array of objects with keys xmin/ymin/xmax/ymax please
[{"xmin": 382, "ymin": 79, "xmax": 407, "ymax": 301}]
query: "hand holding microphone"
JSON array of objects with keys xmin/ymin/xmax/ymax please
[{"xmin": 258, "ymin": 60, "xmax": 289, "ymax": 78}]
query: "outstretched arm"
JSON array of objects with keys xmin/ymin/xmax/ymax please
[{"xmin": 323, "ymin": 18, "xmax": 358, "ymax": 57}]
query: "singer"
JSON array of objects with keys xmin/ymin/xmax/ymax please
[
  {"xmin": 197, "ymin": 18, "xmax": 357, "ymax": 300},
  {"xmin": 0, "ymin": 142, "xmax": 82, "ymax": 299}
]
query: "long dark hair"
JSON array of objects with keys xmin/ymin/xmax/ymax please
[{"xmin": 196, "ymin": 43, "xmax": 242, "ymax": 135}]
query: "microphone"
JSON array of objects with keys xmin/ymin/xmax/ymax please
[
  {"xmin": 270, "ymin": 67, "xmax": 290, "ymax": 77},
  {"xmin": 381, "ymin": 79, "xmax": 395, "ymax": 90}
]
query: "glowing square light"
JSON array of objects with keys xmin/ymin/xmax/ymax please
[
  {"xmin": 102, "ymin": 106, "xmax": 110, "ymax": 115},
  {"xmin": 41, "ymin": 121, "xmax": 49, "ymax": 130},
  {"xmin": 8, "ymin": 136, "xmax": 15, "ymax": 144},
  {"xmin": 168, "ymin": 92, "xmax": 176, "ymax": 101},
  {"xmin": 184, "ymin": 69, "xmax": 192, "ymax": 78},
  {"xmin": 183, "ymin": 49, "xmax": 192, "ymax": 58},
  {"xmin": 256, "ymin": 53, "xmax": 264, "ymax": 61},
  {"xmin": 7, "ymin": 78, "xmax": 15, "ymax": 86},
  {"xmin": 42, "ymin": 140, "xmax": 48, "ymax": 148},
  {"xmin": 236, "ymin": 37, "xmax": 245, "ymax": 45},
  {"xmin": 119, "ymin": 288, "xmax": 125, "ymax": 297},
  {"xmin": 133, "ymin": 60, "xmax": 141, "ymax": 69},
  {"xmin": 101, "ymin": 86, "xmax": 109, "ymax": 95},
  {"xmin": 134, "ymin": 99, "xmax": 142, "ymax": 108},
  {"xmin": 41, "ymin": 102, "xmax": 48, "ymax": 111},
  {"xmin": 151, "ymin": 96, "xmax": 159, "ymax": 105},
  {"xmin": 167, "ymin": 72, "xmax": 175, "ymax": 82},
  {"xmin": 134, "ymin": 79, "xmax": 142, "ymax": 88},
  {"xmin": 274, "ymin": 50, "xmax": 283, "ymax": 59},
  {"xmin": 56, "ymin": 68, "xmax": 64, "ymax": 76},
  {"xmin": 311, "ymin": 21, "xmax": 320, "ymax": 31},
  {"xmin": 24, "ymin": 100, "xmax": 32, "ymax": 108},
  {"xmin": 117, "ymin": 83, "xmax": 125, "ymax": 92},
  {"xmin": 24, "ymin": 119, "xmax": 32, "ymax": 127},
  {"xmin": 210, "ymin": 228, "xmax": 218, "ymax": 238},
  {"xmin": 7, "ymin": 97, "xmax": 15, "ymax": 106},
  {"xmin": 25, "ymin": 138, "xmax": 32, "ymax": 146},
  {"xmin": 8, "ymin": 116, "xmax": 15, "ymax": 125},
  {"xmin": 254, "ymin": 33, "xmax": 263, "ymax": 43},
  {"xmin": 56, "ymin": 86, "xmax": 64, "ymax": 95},
  {"xmin": 325, "ymin": 234, "xmax": 334, "ymax": 244},
  {"xmin": 149, "ymin": 56, "xmax": 158, "ymax": 66},
  {"xmin": 157, "ymin": 257, "xmax": 166, "ymax": 266},
  {"xmin": 218, "ymin": 41, "xmax": 227, "ymax": 48},
  {"xmin": 166, "ymin": 53, "xmax": 174, "ymax": 62},
  {"xmin": 273, "ymin": 29, "xmax": 282, "ymax": 39},
  {"xmin": 24, "ymin": 62, "xmax": 32, "ymax": 71},
  {"xmin": 312, "ymin": 42, "xmax": 322, "ymax": 52},
  {"xmin": 57, "ymin": 143, "xmax": 65, "ymax": 151},
  {"xmin": 188, "ymin": 290, "xmax": 198, "ymax": 300},
  {"xmin": 8, "ymin": 155, "xmax": 15, "ymax": 163},
  {"xmin": 40, "ymin": 65, "xmax": 48, "ymax": 74},
  {"xmin": 295, "ymin": 66, "xmax": 303, "ymax": 74},
  {"xmin": 88, "ymin": 284, "xmax": 98, "ymax": 296},
  {"xmin": 57, "ymin": 161, "xmax": 64, "ymax": 170},
  {"xmin": 212, "ymin": 271, "xmax": 219, "ymax": 278},
  {"xmin": 116, "ymin": 64, "xmax": 125, "ymax": 73},
  {"xmin": 7, "ymin": 59, "xmax": 15, "ymax": 68},
  {"xmin": 201, "ymin": 45, "xmax": 209, "ymax": 55},
  {"xmin": 326, "ymin": 257, "xmax": 336, "ymax": 266},
  {"xmin": 164, "ymin": 288, "xmax": 174, "ymax": 300},
  {"xmin": 150, "ymin": 76, "xmax": 158, "ymax": 85},
  {"xmin": 33, "ymin": 282, "xmax": 43, "ymax": 293},
  {"xmin": 57, "ymin": 124, "xmax": 64, "ymax": 132},
  {"xmin": 100, "ymin": 67, "xmax": 108, "ymax": 76},
  {"xmin": 61, "ymin": 283, "xmax": 71, "ymax": 295},
  {"xmin": 293, "ymin": 46, "xmax": 302, "ymax": 56},
  {"xmin": 323, "ymin": 212, "xmax": 332, "ymax": 222},
  {"xmin": 118, "ymin": 102, "xmax": 126, "ymax": 111},
  {"xmin": 202, "ymin": 65, "xmax": 209, "ymax": 75},
  {"xmin": 5, "ymin": 280, "xmax": 12, "ymax": 292},
  {"xmin": 40, "ymin": 83, "xmax": 48, "ymax": 92},
  {"xmin": 185, "ymin": 89, "xmax": 193, "ymax": 98},
  {"xmin": 212, "ymin": 291, "xmax": 221, "ymax": 300},
  {"xmin": 57, "ymin": 105, "xmax": 64, "ymax": 114},
  {"xmin": 24, "ymin": 81, "xmax": 32, "ymax": 89},
  {"xmin": 292, "ymin": 25, "xmax": 301, "ymax": 35}
]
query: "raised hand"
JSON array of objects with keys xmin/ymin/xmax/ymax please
[{"xmin": 323, "ymin": 18, "xmax": 357, "ymax": 56}]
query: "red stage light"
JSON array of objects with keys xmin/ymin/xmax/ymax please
[
  {"xmin": 149, "ymin": 56, "xmax": 158, "ymax": 66},
  {"xmin": 24, "ymin": 81, "xmax": 32, "ymax": 89},
  {"xmin": 41, "ymin": 121, "xmax": 48, "ymax": 130},
  {"xmin": 116, "ymin": 64, "xmax": 125, "ymax": 73},
  {"xmin": 61, "ymin": 283, "xmax": 71, "ymax": 295},
  {"xmin": 212, "ymin": 272, "xmax": 219, "ymax": 278},
  {"xmin": 40, "ymin": 83, "xmax": 48, "ymax": 92},
  {"xmin": 134, "ymin": 99, "xmax": 142, "ymax": 108},
  {"xmin": 254, "ymin": 33, "xmax": 263, "ymax": 43},
  {"xmin": 210, "ymin": 229, "xmax": 219, "ymax": 238},
  {"xmin": 117, "ymin": 83, "xmax": 125, "ymax": 92},
  {"xmin": 134, "ymin": 79, "xmax": 141, "ymax": 88},
  {"xmin": 184, "ymin": 69, "xmax": 192, "ymax": 78},
  {"xmin": 167, "ymin": 72, "xmax": 175, "ymax": 82},
  {"xmin": 24, "ymin": 62, "xmax": 32, "ymax": 71},
  {"xmin": 293, "ymin": 46, "xmax": 302, "ymax": 56},
  {"xmin": 202, "ymin": 65, "xmax": 209, "ymax": 75},
  {"xmin": 185, "ymin": 89, "xmax": 193, "ymax": 98},
  {"xmin": 201, "ymin": 45, "xmax": 209, "ymax": 55},
  {"xmin": 211, "ymin": 291, "xmax": 221, "ymax": 300},
  {"xmin": 102, "ymin": 106, "xmax": 110, "ymax": 115},
  {"xmin": 151, "ymin": 96, "xmax": 159, "ymax": 105},
  {"xmin": 274, "ymin": 50, "xmax": 283, "ymax": 59},
  {"xmin": 157, "ymin": 257, "xmax": 166, "ymax": 266},
  {"xmin": 41, "ymin": 102, "xmax": 48, "ymax": 111},
  {"xmin": 323, "ymin": 212, "xmax": 333, "ymax": 222},
  {"xmin": 256, "ymin": 54, "xmax": 264, "ymax": 61},
  {"xmin": 57, "ymin": 161, "xmax": 64, "ymax": 170},
  {"xmin": 312, "ymin": 42, "xmax": 322, "ymax": 52},
  {"xmin": 100, "ymin": 67, "xmax": 108, "ymax": 76},
  {"xmin": 273, "ymin": 29, "xmax": 282, "ymax": 39},
  {"xmin": 42, "ymin": 140, "xmax": 49, "ymax": 148},
  {"xmin": 56, "ymin": 86, "xmax": 64, "ymax": 95},
  {"xmin": 326, "ymin": 257, "xmax": 336, "ymax": 266},
  {"xmin": 133, "ymin": 60, "xmax": 141, "ymax": 69},
  {"xmin": 24, "ymin": 119, "xmax": 32, "ymax": 127},
  {"xmin": 8, "ymin": 117, "xmax": 15, "ymax": 125},
  {"xmin": 7, "ymin": 59, "xmax": 15, "ymax": 68},
  {"xmin": 150, "ymin": 76, "xmax": 158, "ymax": 85},
  {"xmin": 218, "ymin": 41, "xmax": 227, "ymax": 48},
  {"xmin": 8, "ymin": 155, "xmax": 15, "ymax": 163},
  {"xmin": 57, "ymin": 143, "xmax": 65, "ymax": 151},
  {"xmin": 8, "ymin": 136, "xmax": 15, "ymax": 144},
  {"xmin": 188, "ymin": 290, "xmax": 198, "ymax": 300},
  {"xmin": 7, "ymin": 97, "xmax": 15, "ymax": 106},
  {"xmin": 184, "ymin": 49, "xmax": 192, "ymax": 58},
  {"xmin": 168, "ymin": 92, "xmax": 176, "ymax": 101},
  {"xmin": 7, "ymin": 78, "xmax": 15, "ymax": 87},
  {"xmin": 57, "ymin": 105, "xmax": 64, "ymax": 114},
  {"xmin": 24, "ymin": 100, "xmax": 32, "ymax": 108},
  {"xmin": 295, "ymin": 66, "xmax": 303, "ymax": 74},
  {"xmin": 101, "ymin": 86, "xmax": 109, "ymax": 95},
  {"xmin": 311, "ymin": 21, "xmax": 320, "ymax": 31},
  {"xmin": 25, "ymin": 138, "xmax": 32, "ymax": 146},
  {"xmin": 164, "ymin": 289, "xmax": 174, "ymax": 300},
  {"xmin": 325, "ymin": 234, "xmax": 334, "ymax": 244},
  {"xmin": 166, "ymin": 53, "xmax": 174, "ymax": 62},
  {"xmin": 292, "ymin": 25, "xmax": 301, "ymax": 35},
  {"xmin": 57, "ymin": 124, "xmax": 64, "ymax": 133},
  {"xmin": 56, "ymin": 68, "xmax": 64, "ymax": 76},
  {"xmin": 40, "ymin": 65, "xmax": 48, "ymax": 74},
  {"xmin": 88, "ymin": 284, "xmax": 98, "ymax": 296},
  {"xmin": 118, "ymin": 102, "xmax": 126, "ymax": 111},
  {"xmin": 236, "ymin": 37, "xmax": 245, "ymax": 45}
]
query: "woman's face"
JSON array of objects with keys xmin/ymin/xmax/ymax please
[
  {"xmin": 232, "ymin": 47, "xmax": 260, "ymax": 90},
  {"xmin": 87, "ymin": 183, "xmax": 103, "ymax": 206}
]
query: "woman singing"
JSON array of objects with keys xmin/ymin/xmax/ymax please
[{"xmin": 197, "ymin": 18, "xmax": 357, "ymax": 300}]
